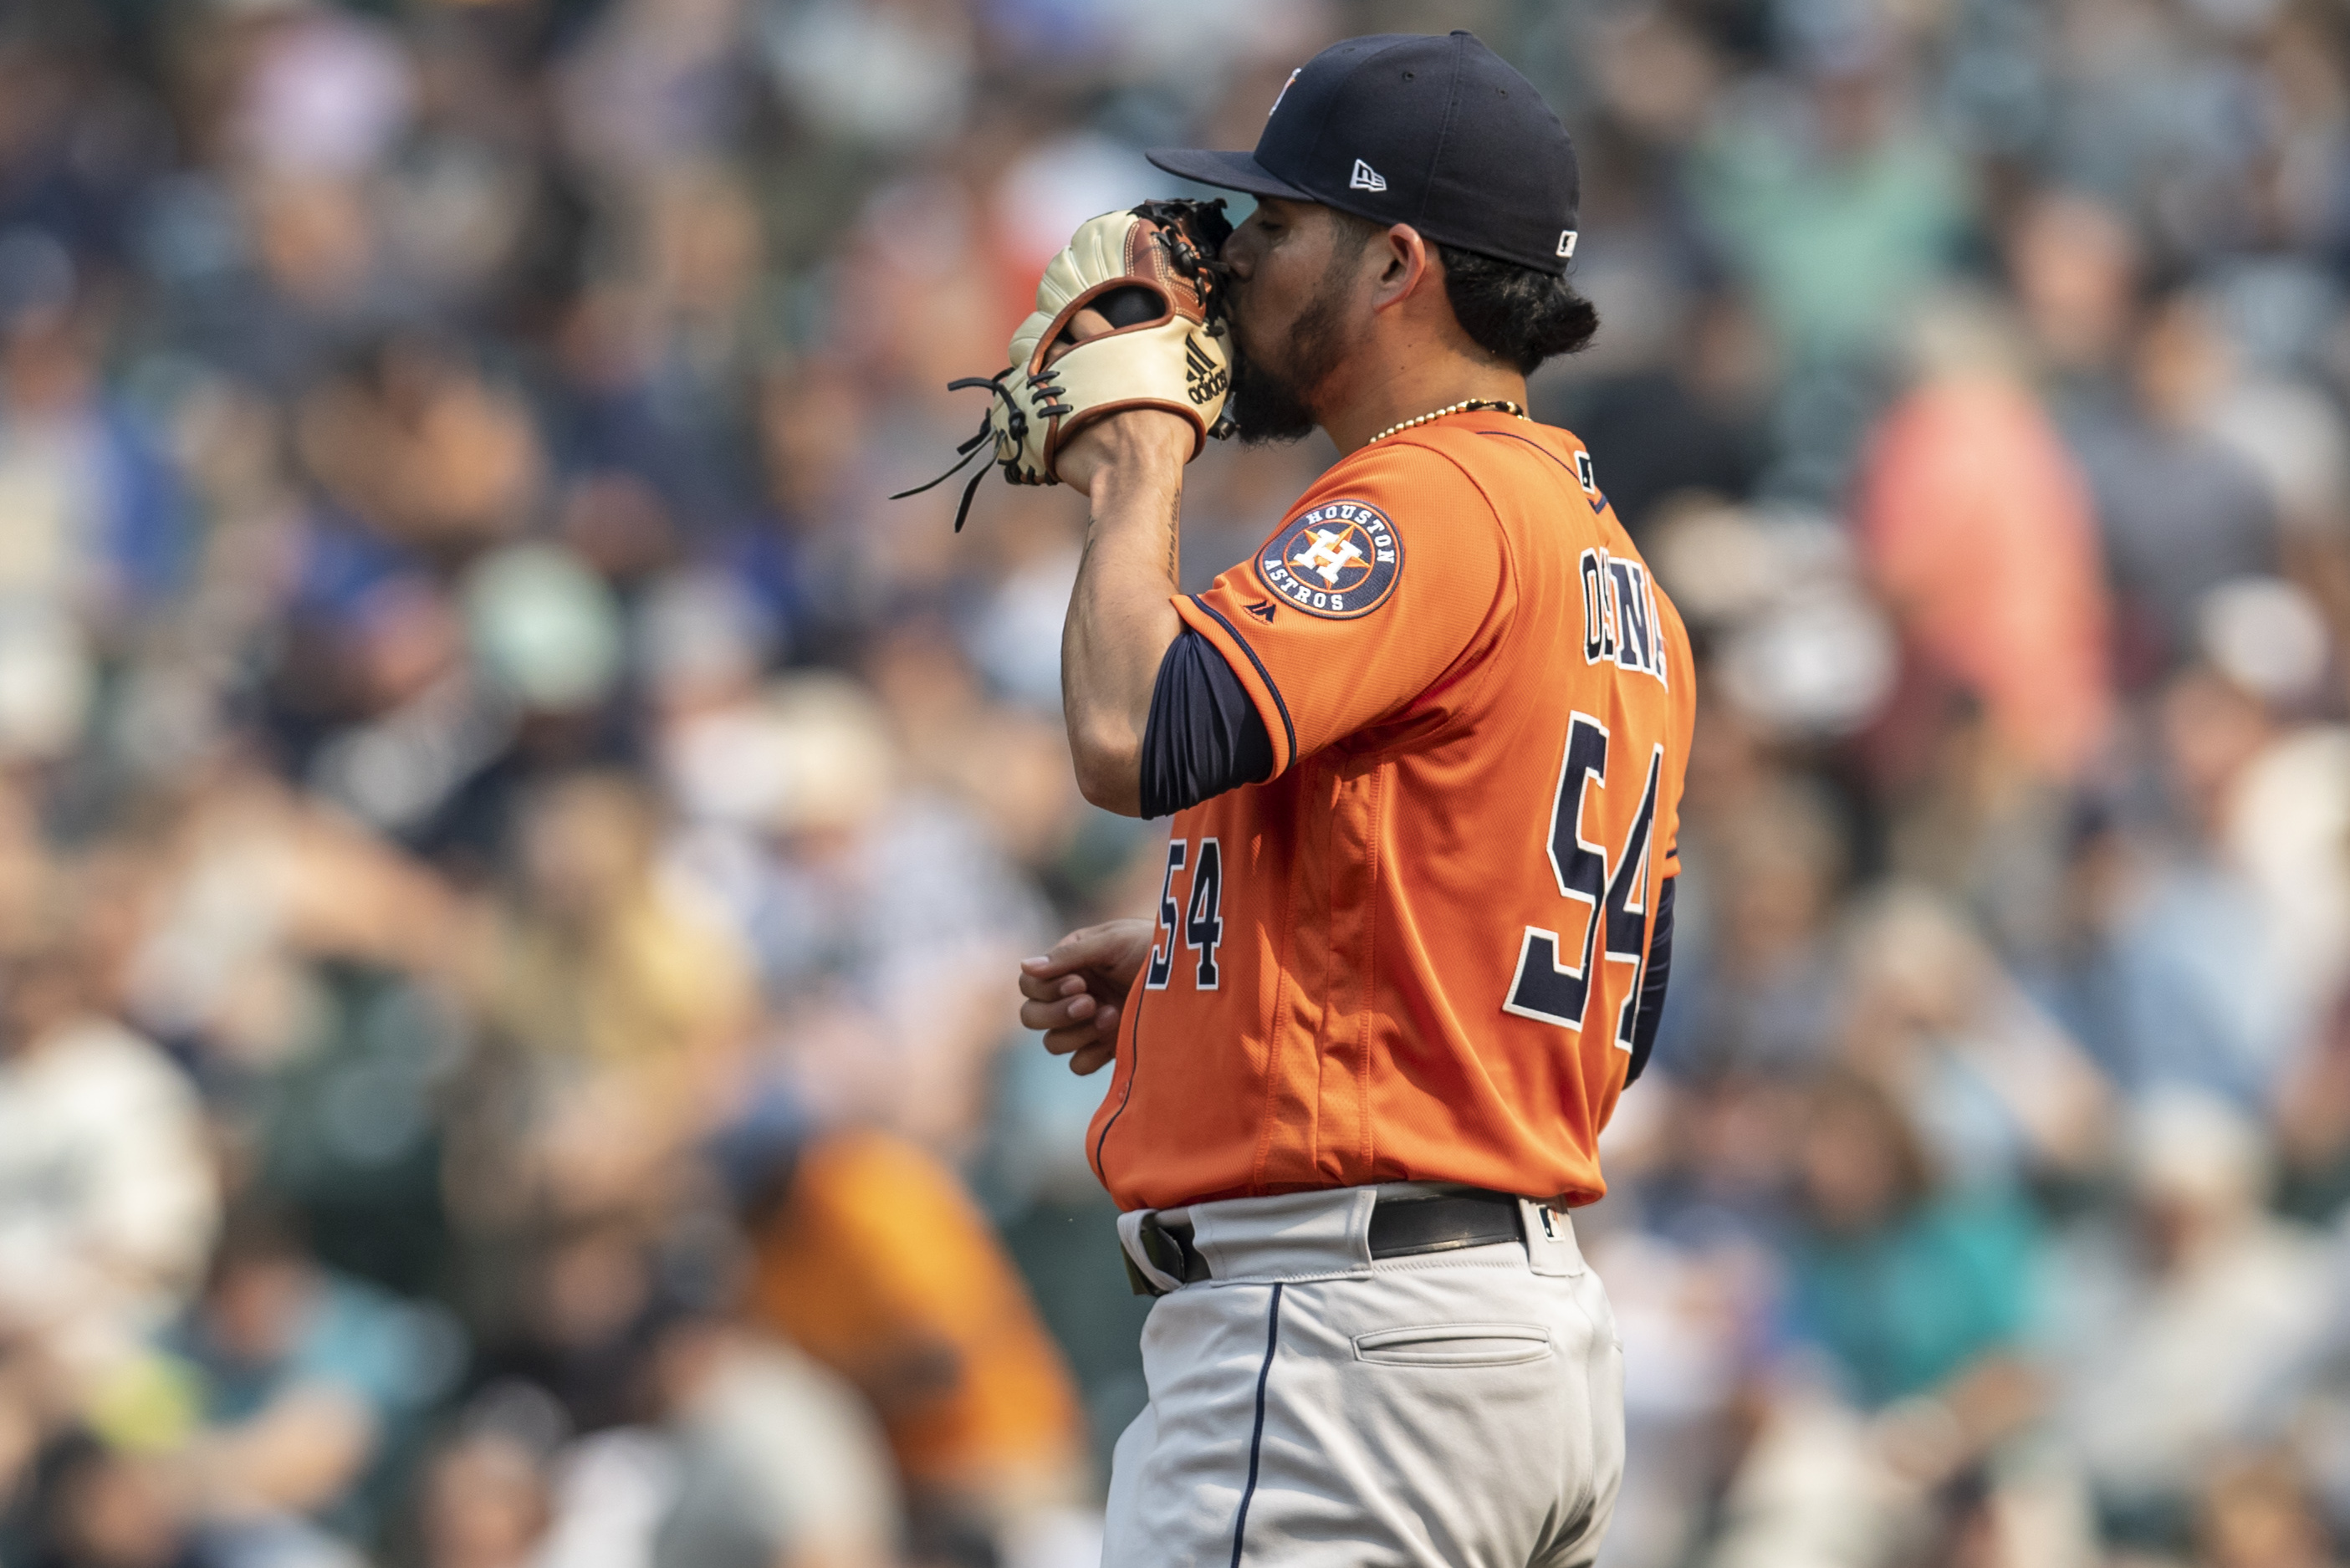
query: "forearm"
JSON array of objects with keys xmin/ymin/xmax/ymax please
[{"xmin": 1060, "ymin": 419, "xmax": 1188, "ymax": 814}]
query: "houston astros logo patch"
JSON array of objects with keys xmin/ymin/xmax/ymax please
[{"xmin": 1255, "ymin": 500, "xmax": 1402, "ymax": 619}]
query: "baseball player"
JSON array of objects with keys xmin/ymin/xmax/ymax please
[{"xmin": 1000, "ymin": 32, "xmax": 1694, "ymax": 1568}]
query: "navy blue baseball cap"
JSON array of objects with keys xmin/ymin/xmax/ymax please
[{"xmin": 1147, "ymin": 32, "xmax": 1581, "ymax": 276}]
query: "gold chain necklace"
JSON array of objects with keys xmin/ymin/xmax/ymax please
[{"xmin": 1367, "ymin": 398, "xmax": 1528, "ymax": 445}]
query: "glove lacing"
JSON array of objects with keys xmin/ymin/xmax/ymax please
[
  {"xmin": 883, "ymin": 365, "xmax": 1076, "ymax": 533},
  {"xmin": 886, "ymin": 370, "xmax": 1028, "ymax": 534}
]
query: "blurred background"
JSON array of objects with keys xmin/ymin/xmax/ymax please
[{"xmin": 0, "ymin": 0, "xmax": 2343, "ymax": 1565}]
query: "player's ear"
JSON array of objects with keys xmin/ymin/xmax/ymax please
[{"xmin": 1369, "ymin": 223, "xmax": 1431, "ymax": 314}]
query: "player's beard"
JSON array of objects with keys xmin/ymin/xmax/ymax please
[{"xmin": 1226, "ymin": 273, "xmax": 1355, "ymax": 446}]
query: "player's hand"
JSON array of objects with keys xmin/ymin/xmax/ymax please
[
  {"xmin": 1019, "ymin": 919, "xmax": 1153, "ymax": 1075},
  {"xmin": 1042, "ymin": 304, "xmax": 1193, "ymax": 497}
]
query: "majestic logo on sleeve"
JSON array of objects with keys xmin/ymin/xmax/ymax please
[{"xmin": 1255, "ymin": 500, "xmax": 1401, "ymax": 619}]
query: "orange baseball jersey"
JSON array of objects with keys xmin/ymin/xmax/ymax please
[{"xmin": 1086, "ymin": 411, "xmax": 1696, "ymax": 1213}]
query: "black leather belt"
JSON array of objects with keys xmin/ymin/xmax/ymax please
[{"xmin": 1126, "ymin": 1189, "xmax": 1524, "ymax": 1295}]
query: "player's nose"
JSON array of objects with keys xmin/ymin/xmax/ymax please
[{"xmin": 1221, "ymin": 225, "xmax": 1259, "ymax": 281}]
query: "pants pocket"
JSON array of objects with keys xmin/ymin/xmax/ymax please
[{"xmin": 1351, "ymin": 1321, "xmax": 1553, "ymax": 1367}]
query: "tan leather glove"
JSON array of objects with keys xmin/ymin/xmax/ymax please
[{"xmin": 898, "ymin": 199, "xmax": 1234, "ymax": 530}]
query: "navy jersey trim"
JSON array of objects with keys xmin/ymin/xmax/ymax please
[
  {"xmin": 1229, "ymin": 1282, "xmax": 1285, "ymax": 1567},
  {"xmin": 1092, "ymin": 1002, "xmax": 1142, "ymax": 1183},
  {"xmin": 1626, "ymin": 876, "xmax": 1674, "ymax": 1085},
  {"xmin": 1188, "ymin": 595, "xmax": 1297, "ymax": 766},
  {"xmin": 1141, "ymin": 629, "xmax": 1275, "ymax": 817}
]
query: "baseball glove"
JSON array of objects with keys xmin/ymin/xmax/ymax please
[{"xmin": 895, "ymin": 199, "xmax": 1236, "ymax": 531}]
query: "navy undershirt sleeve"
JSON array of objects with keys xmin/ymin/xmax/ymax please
[
  {"xmin": 1625, "ymin": 876, "xmax": 1675, "ymax": 1086},
  {"xmin": 1138, "ymin": 628, "xmax": 1275, "ymax": 819}
]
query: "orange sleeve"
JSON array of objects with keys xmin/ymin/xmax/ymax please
[{"xmin": 1172, "ymin": 442, "xmax": 1508, "ymax": 777}]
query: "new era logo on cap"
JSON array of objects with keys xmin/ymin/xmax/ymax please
[
  {"xmin": 1350, "ymin": 159, "xmax": 1387, "ymax": 193},
  {"xmin": 1557, "ymin": 230, "xmax": 1577, "ymax": 258}
]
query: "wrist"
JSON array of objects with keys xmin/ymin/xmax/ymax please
[
  {"xmin": 1086, "ymin": 466, "xmax": 1179, "ymax": 518},
  {"xmin": 1066, "ymin": 408, "xmax": 1192, "ymax": 500}
]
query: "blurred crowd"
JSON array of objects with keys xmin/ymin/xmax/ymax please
[{"xmin": 0, "ymin": 0, "xmax": 2345, "ymax": 1566}]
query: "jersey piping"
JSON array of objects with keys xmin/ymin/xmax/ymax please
[
  {"xmin": 1187, "ymin": 594, "xmax": 1297, "ymax": 768},
  {"xmin": 1091, "ymin": 1001, "xmax": 1144, "ymax": 1182}
]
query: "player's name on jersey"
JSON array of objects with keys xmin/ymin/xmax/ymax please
[{"xmin": 1579, "ymin": 546, "xmax": 1668, "ymax": 686}]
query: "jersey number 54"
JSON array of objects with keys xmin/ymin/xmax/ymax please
[
  {"xmin": 1502, "ymin": 712, "xmax": 1661, "ymax": 1053},
  {"xmin": 1147, "ymin": 837, "xmax": 1224, "ymax": 991}
]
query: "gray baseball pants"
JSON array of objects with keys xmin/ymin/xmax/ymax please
[{"xmin": 1102, "ymin": 1184, "xmax": 1625, "ymax": 1567}]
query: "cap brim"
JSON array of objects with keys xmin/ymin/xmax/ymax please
[{"xmin": 1144, "ymin": 148, "xmax": 1315, "ymax": 202}]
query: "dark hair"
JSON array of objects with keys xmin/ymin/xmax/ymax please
[
  {"xmin": 1434, "ymin": 243, "xmax": 1600, "ymax": 374},
  {"xmin": 1322, "ymin": 208, "xmax": 1597, "ymax": 374}
]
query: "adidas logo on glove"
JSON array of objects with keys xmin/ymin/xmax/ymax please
[{"xmin": 1185, "ymin": 335, "xmax": 1229, "ymax": 405}]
